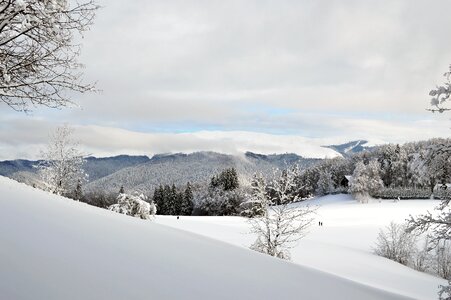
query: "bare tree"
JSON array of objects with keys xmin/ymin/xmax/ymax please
[
  {"xmin": 0, "ymin": 0, "xmax": 98, "ymax": 111},
  {"xmin": 410, "ymin": 66, "xmax": 451, "ymax": 299},
  {"xmin": 434, "ymin": 240, "xmax": 451, "ymax": 280},
  {"xmin": 408, "ymin": 198, "xmax": 451, "ymax": 249},
  {"xmin": 38, "ymin": 124, "xmax": 87, "ymax": 196},
  {"xmin": 248, "ymin": 167, "xmax": 316, "ymax": 260}
]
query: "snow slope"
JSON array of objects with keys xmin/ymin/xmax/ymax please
[
  {"xmin": 157, "ymin": 194, "xmax": 446, "ymax": 300},
  {"xmin": 0, "ymin": 176, "xmax": 410, "ymax": 300}
]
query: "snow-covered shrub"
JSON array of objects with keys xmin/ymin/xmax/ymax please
[
  {"xmin": 82, "ymin": 191, "xmax": 117, "ymax": 208},
  {"xmin": 436, "ymin": 189, "xmax": 451, "ymax": 201},
  {"xmin": 250, "ymin": 236, "xmax": 291, "ymax": 260},
  {"xmin": 193, "ymin": 185, "xmax": 245, "ymax": 216},
  {"xmin": 412, "ymin": 235, "xmax": 432, "ymax": 273},
  {"xmin": 372, "ymin": 188, "xmax": 431, "ymax": 199},
  {"xmin": 109, "ymin": 193, "xmax": 156, "ymax": 220},
  {"xmin": 374, "ymin": 222, "xmax": 416, "ymax": 266},
  {"xmin": 439, "ymin": 280, "xmax": 451, "ymax": 300}
]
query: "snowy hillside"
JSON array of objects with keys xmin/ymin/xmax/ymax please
[
  {"xmin": 323, "ymin": 140, "xmax": 372, "ymax": 157},
  {"xmin": 0, "ymin": 176, "xmax": 413, "ymax": 300},
  {"xmin": 157, "ymin": 194, "xmax": 446, "ymax": 300}
]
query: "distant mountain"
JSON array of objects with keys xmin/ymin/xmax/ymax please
[
  {"xmin": 0, "ymin": 159, "xmax": 41, "ymax": 177},
  {"xmin": 0, "ymin": 151, "xmax": 324, "ymax": 194},
  {"xmin": 0, "ymin": 155, "xmax": 150, "ymax": 186},
  {"xmin": 84, "ymin": 151, "xmax": 321, "ymax": 194},
  {"xmin": 323, "ymin": 140, "xmax": 370, "ymax": 157}
]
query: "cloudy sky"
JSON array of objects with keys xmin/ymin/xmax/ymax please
[{"xmin": 1, "ymin": 0, "xmax": 451, "ymax": 159}]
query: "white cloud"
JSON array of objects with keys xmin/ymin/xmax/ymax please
[
  {"xmin": 0, "ymin": 116, "xmax": 450, "ymax": 160},
  {"xmin": 1, "ymin": 0, "xmax": 451, "ymax": 158}
]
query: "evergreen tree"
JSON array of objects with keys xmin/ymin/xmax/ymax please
[
  {"xmin": 163, "ymin": 185, "xmax": 172, "ymax": 215},
  {"xmin": 166, "ymin": 184, "xmax": 178, "ymax": 215},
  {"xmin": 223, "ymin": 168, "xmax": 239, "ymax": 191},
  {"xmin": 153, "ymin": 185, "xmax": 165, "ymax": 215},
  {"xmin": 174, "ymin": 190, "xmax": 183, "ymax": 216},
  {"xmin": 210, "ymin": 168, "xmax": 239, "ymax": 191},
  {"xmin": 182, "ymin": 182, "xmax": 194, "ymax": 216}
]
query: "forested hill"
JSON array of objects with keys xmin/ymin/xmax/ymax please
[
  {"xmin": 0, "ymin": 140, "xmax": 376, "ymax": 194},
  {"xmin": 84, "ymin": 151, "xmax": 322, "ymax": 193},
  {"xmin": 0, "ymin": 155, "xmax": 150, "ymax": 185}
]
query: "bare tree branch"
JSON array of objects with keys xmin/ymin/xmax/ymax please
[{"xmin": 0, "ymin": 0, "xmax": 99, "ymax": 111}]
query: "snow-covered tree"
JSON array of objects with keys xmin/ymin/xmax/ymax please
[
  {"xmin": 316, "ymin": 170, "xmax": 334, "ymax": 196},
  {"xmin": 267, "ymin": 166, "xmax": 303, "ymax": 205},
  {"xmin": 210, "ymin": 168, "xmax": 239, "ymax": 191},
  {"xmin": 377, "ymin": 144, "xmax": 396, "ymax": 187},
  {"xmin": 0, "ymin": 0, "xmax": 98, "ymax": 111},
  {"xmin": 248, "ymin": 168, "xmax": 316, "ymax": 260},
  {"xmin": 349, "ymin": 160, "xmax": 383, "ymax": 203},
  {"xmin": 295, "ymin": 166, "xmax": 320, "ymax": 198},
  {"xmin": 38, "ymin": 125, "xmax": 87, "ymax": 196},
  {"xmin": 408, "ymin": 149, "xmax": 429, "ymax": 189},
  {"xmin": 391, "ymin": 145, "xmax": 408, "ymax": 187},
  {"xmin": 72, "ymin": 179, "xmax": 83, "ymax": 200},
  {"xmin": 109, "ymin": 193, "xmax": 156, "ymax": 220},
  {"xmin": 429, "ymin": 65, "xmax": 451, "ymax": 113},
  {"xmin": 241, "ymin": 173, "xmax": 267, "ymax": 218}
]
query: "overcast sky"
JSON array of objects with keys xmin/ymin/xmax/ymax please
[{"xmin": 1, "ymin": 0, "xmax": 451, "ymax": 159}]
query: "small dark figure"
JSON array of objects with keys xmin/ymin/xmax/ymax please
[
  {"xmin": 177, "ymin": 216, "xmax": 180, "ymax": 220},
  {"xmin": 319, "ymin": 221, "xmax": 321, "ymax": 226}
]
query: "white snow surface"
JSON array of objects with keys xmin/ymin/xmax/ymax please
[
  {"xmin": 0, "ymin": 176, "xmax": 439, "ymax": 300},
  {"xmin": 157, "ymin": 194, "xmax": 446, "ymax": 300}
]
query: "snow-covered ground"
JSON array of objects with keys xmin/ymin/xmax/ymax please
[
  {"xmin": 157, "ymin": 194, "xmax": 446, "ymax": 300},
  {"xmin": 0, "ymin": 176, "xmax": 442, "ymax": 299}
]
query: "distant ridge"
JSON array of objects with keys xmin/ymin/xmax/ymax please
[
  {"xmin": 0, "ymin": 140, "xmax": 372, "ymax": 193},
  {"xmin": 84, "ymin": 151, "xmax": 321, "ymax": 193},
  {"xmin": 323, "ymin": 140, "xmax": 371, "ymax": 157}
]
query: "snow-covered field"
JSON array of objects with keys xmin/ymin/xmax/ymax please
[
  {"xmin": 157, "ymin": 194, "xmax": 446, "ymax": 300},
  {"xmin": 0, "ymin": 176, "xmax": 443, "ymax": 300}
]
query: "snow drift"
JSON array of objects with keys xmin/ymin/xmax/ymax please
[{"xmin": 0, "ymin": 176, "xmax": 410, "ymax": 300}]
